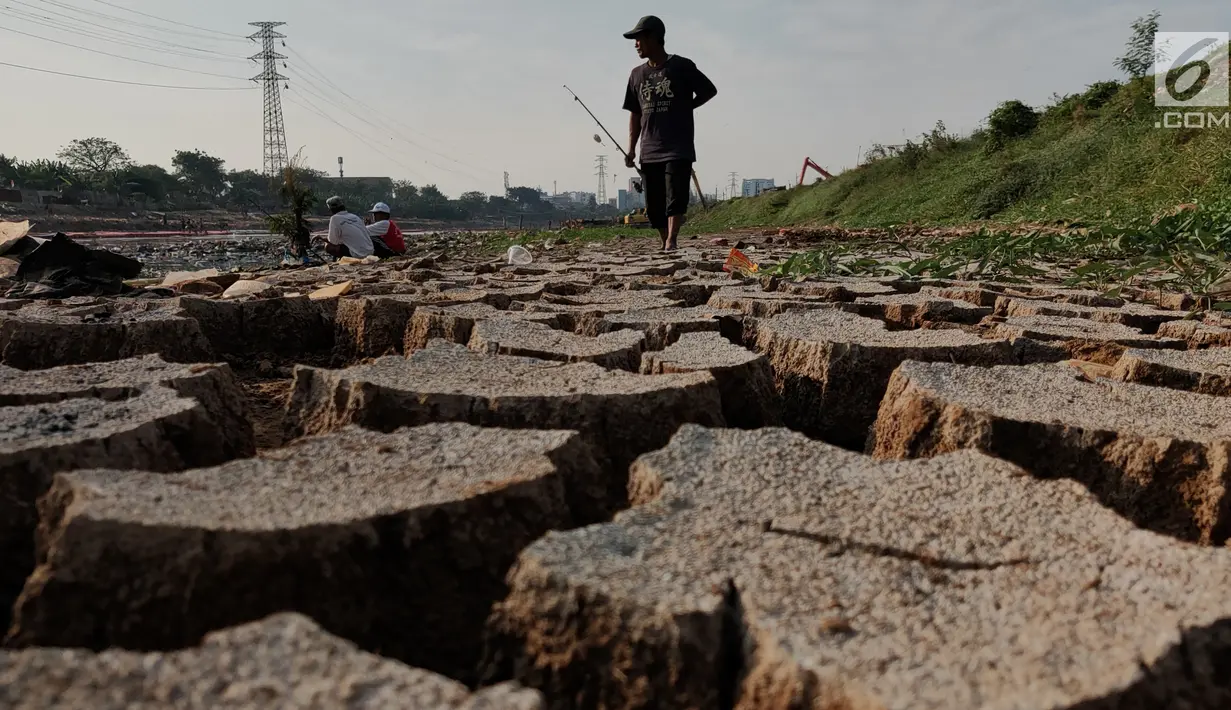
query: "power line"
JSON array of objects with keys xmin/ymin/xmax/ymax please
[
  {"xmin": 284, "ymin": 45, "xmax": 497, "ymax": 177},
  {"xmin": 285, "ymin": 93, "xmax": 427, "ymax": 183},
  {"xmin": 285, "ymin": 68, "xmax": 490, "ymax": 185},
  {"xmin": 0, "ymin": 5, "xmax": 248, "ymax": 63},
  {"xmin": 0, "ymin": 25, "xmax": 249, "ymax": 79},
  {"xmin": 2, "ymin": 0, "xmax": 241, "ymax": 58},
  {"xmin": 40, "ymin": 0, "xmax": 247, "ymax": 43},
  {"xmin": 0, "ymin": 59, "xmax": 257, "ymax": 89},
  {"xmin": 84, "ymin": 0, "xmax": 247, "ymax": 40}
]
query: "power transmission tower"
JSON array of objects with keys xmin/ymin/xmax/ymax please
[
  {"xmin": 728, "ymin": 172, "xmax": 739, "ymax": 199},
  {"xmin": 248, "ymin": 22, "xmax": 289, "ymax": 178},
  {"xmin": 503, "ymin": 171, "xmax": 510, "ymax": 196},
  {"xmin": 595, "ymin": 156, "xmax": 608, "ymax": 206}
]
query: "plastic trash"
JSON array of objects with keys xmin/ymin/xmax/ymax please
[{"xmin": 507, "ymin": 245, "xmax": 533, "ymax": 266}]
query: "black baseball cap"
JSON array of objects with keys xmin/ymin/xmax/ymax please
[{"xmin": 623, "ymin": 15, "xmax": 665, "ymax": 39}]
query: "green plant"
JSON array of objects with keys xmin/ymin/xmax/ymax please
[
  {"xmin": 1115, "ymin": 10, "xmax": 1161, "ymax": 79},
  {"xmin": 974, "ymin": 161, "xmax": 1038, "ymax": 218},
  {"xmin": 987, "ymin": 100, "xmax": 1040, "ymax": 144}
]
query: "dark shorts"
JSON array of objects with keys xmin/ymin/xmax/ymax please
[{"xmin": 641, "ymin": 160, "xmax": 692, "ymax": 229}]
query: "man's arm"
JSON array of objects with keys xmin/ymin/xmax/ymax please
[{"xmin": 691, "ymin": 63, "xmax": 718, "ymax": 109}]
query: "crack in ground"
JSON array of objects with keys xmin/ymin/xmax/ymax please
[{"xmin": 766, "ymin": 525, "xmax": 1032, "ymax": 572}]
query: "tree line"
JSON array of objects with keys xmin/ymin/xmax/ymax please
[{"xmin": 0, "ymin": 138, "xmax": 615, "ymax": 221}]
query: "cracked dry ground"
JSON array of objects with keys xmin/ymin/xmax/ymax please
[{"xmin": 6, "ymin": 240, "xmax": 1231, "ymax": 709}]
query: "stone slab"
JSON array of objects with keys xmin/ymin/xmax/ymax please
[
  {"xmin": 754, "ymin": 309, "xmax": 1016, "ymax": 448},
  {"xmin": 0, "ymin": 302, "xmax": 213, "ymax": 369},
  {"xmin": 0, "ymin": 386, "xmax": 237, "ymax": 636},
  {"xmin": 851, "ymin": 289, "xmax": 991, "ymax": 328},
  {"xmin": 994, "ymin": 297, "xmax": 1182, "ymax": 334},
  {"xmin": 0, "ymin": 354, "xmax": 255, "ymax": 459},
  {"xmin": 1157, "ymin": 318, "xmax": 1231, "ymax": 349},
  {"xmin": 640, "ymin": 332, "xmax": 781, "ymax": 428},
  {"xmin": 468, "ymin": 320, "xmax": 645, "ymax": 371},
  {"xmin": 334, "ymin": 295, "xmax": 423, "ymax": 359},
  {"xmin": 708, "ymin": 286, "xmax": 840, "ymax": 318},
  {"xmin": 174, "ymin": 295, "xmax": 333, "ymax": 357},
  {"xmin": 405, "ymin": 304, "xmax": 504, "ymax": 352},
  {"xmin": 1112, "ymin": 348, "xmax": 1231, "ymax": 396},
  {"xmin": 484, "ymin": 425, "xmax": 1231, "ymax": 710},
  {"xmin": 1, "ymin": 613, "xmax": 543, "ymax": 709},
  {"xmin": 596, "ymin": 306, "xmax": 741, "ymax": 350},
  {"xmin": 871, "ymin": 361, "xmax": 1231, "ymax": 544},
  {"xmin": 286, "ymin": 343, "xmax": 724, "ymax": 512},
  {"xmin": 7, "ymin": 424, "xmax": 603, "ymax": 684},
  {"xmin": 989, "ymin": 315, "xmax": 1186, "ymax": 365}
]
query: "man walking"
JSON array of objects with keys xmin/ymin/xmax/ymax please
[{"xmin": 622, "ymin": 15, "xmax": 717, "ymax": 251}]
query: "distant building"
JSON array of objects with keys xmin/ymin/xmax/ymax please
[
  {"xmin": 608, "ymin": 198, "xmax": 617, "ymax": 208},
  {"xmin": 565, "ymin": 191, "xmax": 595, "ymax": 204},
  {"xmin": 622, "ymin": 178, "xmax": 646, "ymax": 210},
  {"xmin": 741, "ymin": 178, "xmax": 775, "ymax": 197}
]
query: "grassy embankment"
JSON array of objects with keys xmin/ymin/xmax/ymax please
[{"xmin": 691, "ymin": 79, "xmax": 1231, "ymax": 232}]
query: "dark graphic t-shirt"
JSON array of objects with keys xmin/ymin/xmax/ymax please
[{"xmin": 622, "ymin": 55, "xmax": 716, "ymax": 164}]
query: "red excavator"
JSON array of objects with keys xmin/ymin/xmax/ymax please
[{"xmin": 799, "ymin": 157, "xmax": 834, "ymax": 186}]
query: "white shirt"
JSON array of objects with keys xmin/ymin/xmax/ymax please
[
  {"xmin": 327, "ymin": 211, "xmax": 374, "ymax": 258},
  {"xmin": 366, "ymin": 220, "xmax": 391, "ymax": 238}
]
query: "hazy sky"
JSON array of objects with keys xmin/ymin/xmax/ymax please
[{"xmin": 2, "ymin": 0, "xmax": 1228, "ymax": 198}]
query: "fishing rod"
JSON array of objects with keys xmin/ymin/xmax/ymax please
[
  {"xmin": 562, "ymin": 85, "xmax": 709, "ymax": 209},
  {"xmin": 564, "ymin": 85, "xmax": 643, "ymax": 193}
]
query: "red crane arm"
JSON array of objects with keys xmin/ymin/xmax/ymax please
[{"xmin": 799, "ymin": 157, "xmax": 834, "ymax": 186}]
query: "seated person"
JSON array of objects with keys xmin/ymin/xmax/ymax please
[
  {"xmin": 324, "ymin": 196, "xmax": 374, "ymax": 259},
  {"xmin": 366, "ymin": 201, "xmax": 406, "ymax": 255}
]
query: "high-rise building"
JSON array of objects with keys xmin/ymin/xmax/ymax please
[{"xmin": 742, "ymin": 178, "xmax": 776, "ymax": 197}]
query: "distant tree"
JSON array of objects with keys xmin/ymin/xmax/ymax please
[
  {"xmin": 1115, "ymin": 10, "xmax": 1162, "ymax": 79},
  {"xmin": 172, "ymin": 149, "xmax": 227, "ymax": 200},
  {"xmin": 226, "ymin": 169, "xmax": 272, "ymax": 207},
  {"xmin": 57, "ymin": 137, "xmax": 132, "ymax": 191},
  {"xmin": 0, "ymin": 154, "xmax": 17, "ymax": 185},
  {"xmin": 457, "ymin": 190, "xmax": 488, "ymax": 218},
  {"xmin": 507, "ymin": 186, "xmax": 544, "ymax": 208},
  {"xmin": 17, "ymin": 160, "xmax": 76, "ymax": 191},
  {"xmin": 122, "ymin": 164, "xmax": 176, "ymax": 202}
]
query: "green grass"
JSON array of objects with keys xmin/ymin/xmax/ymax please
[
  {"xmin": 690, "ymin": 79, "xmax": 1231, "ymax": 232},
  {"xmin": 478, "ymin": 225, "xmax": 660, "ymax": 250}
]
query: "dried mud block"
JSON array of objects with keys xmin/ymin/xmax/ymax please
[
  {"xmin": 0, "ymin": 354, "xmax": 255, "ymax": 459},
  {"xmin": 1112, "ymin": 348, "xmax": 1231, "ymax": 396},
  {"xmin": 0, "ymin": 387, "xmax": 235, "ymax": 636},
  {"xmin": 775, "ymin": 278, "xmax": 900, "ymax": 301},
  {"xmin": 871, "ymin": 361, "xmax": 1231, "ymax": 544},
  {"xmin": 850, "ymin": 289, "xmax": 991, "ymax": 328},
  {"xmin": 596, "ymin": 306, "xmax": 741, "ymax": 350},
  {"xmin": 0, "ymin": 613, "xmax": 544, "ymax": 710},
  {"xmin": 8, "ymin": 424, "xmax": 603, "ymax": 684},
  {"xmin": 995, "ymin": 297, "xmax": 1182, "ymax": 334},
  {"xmin": 405, "ymin": 303, "xmax": 503, "ymax": 352},
  {"xmin": 1157, "ymin": 318, "xmax": 1231, "ymax": 349},
  {"xmin": 640, "ymin": 332, "xmax": 781, "ymax": 428},
  {"xmin": 708, "ymin": 286, "xmax": 842, "ymax": 318},
  {"xmin": 755, "ymin": 309, "xmax": 1015, "ymax": 448},
  {"xmin": 468, "ymin": 320, "xmax": 645, "ymax": 371},
  {"xmin": 0, "ymin": 302, "xmax": 212, "ymax": 370},
  {"xmin": 286, "ymin": 343, "xmax": 724, "ymax": 510},
  {"xmin": 239, "ymin": 295, "xmax": 334, "ymax": 356},
  {"xmin": 333, "ymin": 295, "xmax": 423, "ymax": 359},
  {"xmin": 484, "ymin": 425, "xmax": 1231, "ymax": 710},
  {"xmin": 989, "ymin": 315, "xmax": 1185, "ymax": 365},
  {"xmin": 175, "ymin": 295, "xmax": 332, "ymax": 357}
]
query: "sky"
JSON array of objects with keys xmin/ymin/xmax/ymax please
[{"xmin": 2, "ymin": 0, "xmax": 1229, "ymax": 199}]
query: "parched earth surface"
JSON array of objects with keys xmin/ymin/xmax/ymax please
[{"xmin": 4, "ymin": 236, "xmax": 1231, "ymax": 709}]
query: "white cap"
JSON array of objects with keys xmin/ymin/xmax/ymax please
[{"xmin": 371, "ymin": 202, "xmax": 391, "ymax": 214}]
